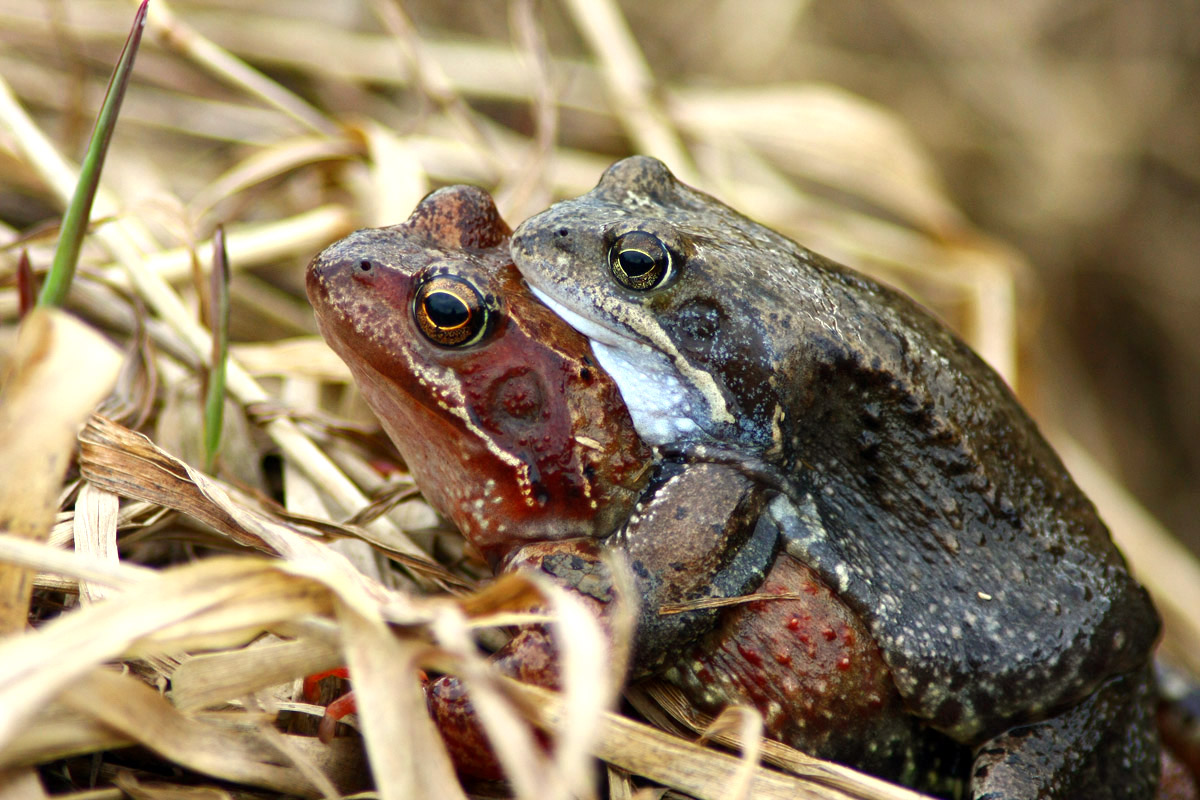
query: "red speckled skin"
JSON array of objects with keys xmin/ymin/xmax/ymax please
[
  {"xmin": 307, "ymin": 186, "xmax": 652, "ymax": 567},
  {"xmin": 660, "ymin": 555, "xmax": 925, "ymax": 777}
]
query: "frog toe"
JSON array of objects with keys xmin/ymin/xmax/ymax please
[{"xmin": 970, "ymin": 665, "xmax": 1158, "ymax": 800}]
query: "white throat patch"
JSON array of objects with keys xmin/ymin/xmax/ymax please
[{"xmin": 530, "ymin": 286, "xmax": 703, "ymax": 446}]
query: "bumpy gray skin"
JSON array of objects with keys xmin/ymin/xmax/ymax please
[
  {"xmin": 613, "ymin": 460, "xmax": 779, "ymax": 676},
  {"xmin": 510, "ymin": 156, "xmax": 1161, "ymax": 799}
]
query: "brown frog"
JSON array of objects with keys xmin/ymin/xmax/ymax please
[
  {"xmin": 307, "ymin": 184, "xmax": 652, "ymax": 775},
  {"xmin": 510, "ymin": 156, "xmax": 1163, "ymax": 799},
  {"xmin": 306, "ymin": 186, "xmax": 943, "ymax": 786},
  {"xmin": 306, "ymin": 185, "xmax": 648, "ymax": 567}
]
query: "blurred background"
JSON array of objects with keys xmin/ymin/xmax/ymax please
[
  {"xmin": 3, "ymin": 4, "xmax": 1198, "ymax": 794},
  {"xmin": 1, "ymin": 0, "xmax": 1197, "ymax": 556}
]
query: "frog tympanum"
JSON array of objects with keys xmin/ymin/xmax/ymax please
[{"xmin": 510, "ymin": 156, "xmax": 1162, "ymax": 799}]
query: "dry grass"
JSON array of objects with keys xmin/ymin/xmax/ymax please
[{"xmin": 0, "ymin": 1, "xmax": 1197, "ymax": 799}]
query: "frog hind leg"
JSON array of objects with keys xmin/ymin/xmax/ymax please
[{"xmin": 969, "ymin": 664, "xmax": 1158, "ymax": 800}]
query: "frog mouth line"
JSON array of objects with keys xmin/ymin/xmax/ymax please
[
  {"xmin": 529, "ymin": 285, "xmax": 708, "ymax": 447},
  {"xmin": 528, "ymin": 284, "xmax": 638, "ymax": 350},
  {"xmin": 528, "ymin": 280, "xmax": 738, "ymax": 435}
]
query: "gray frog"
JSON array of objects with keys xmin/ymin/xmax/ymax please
[{"xmin": 510, "ymin": 156, "xmax": 1161, "ymax": 800}]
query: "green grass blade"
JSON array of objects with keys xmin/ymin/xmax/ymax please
[
  {"xmin": 204, "ymin": 226, "xmax": 231, "ymax": 472},
  {"xmin": 37, "ymin": 0, "xmax": 149, "ymax": 308}
]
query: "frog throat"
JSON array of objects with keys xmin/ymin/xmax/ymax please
[{"xmin": 529, "ymin": 285, "xmax": 735, "ymax": 446}]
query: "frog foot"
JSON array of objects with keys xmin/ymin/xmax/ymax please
[
  {"xmin": 300, "ymin": 664, "xmax": 502, "ymax": 775},
  {"xmin": 302, "ymin": 667, "xmax": 355, "ymax": 743},
  {"xmin": 969, "ymin": 665, "xmax": 1158, "ymax": 800}
]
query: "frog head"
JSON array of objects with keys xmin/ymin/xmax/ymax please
[
  {"xmin": 308, "ymin": 186, "xmax": 651, "ymax": 565},
  {"xmin": 511, "ymin": 156, "xmax": 813, "ymax": 457}
]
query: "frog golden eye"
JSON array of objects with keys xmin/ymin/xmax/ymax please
[
  {"xmin": 413, "ymin": 275, "xmax": 490, "ymax": 347},
  {"xmin": 609, "ymin": 231, "xmax": 673, "ymax": 291}
]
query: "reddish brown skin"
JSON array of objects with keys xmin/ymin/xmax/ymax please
[
  {"xmin": 307, "ymin": 186, "xmax": 651, "ymax": 567},
  {"xmin": 426, "ymin": 538, "xmax": 612, "ymax": 780},
  {"xmin": 308, "ymin": 188, "xmax": 649, "ymax": 777}
]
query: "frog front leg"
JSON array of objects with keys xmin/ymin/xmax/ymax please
[
  {"xmin": 969, "ymin": 664, "xmax": 1158, "ymax": 800},
  {"xmin": 426, "ymin": 537, "xmax": 613, "ymax": 779},
  {"xmin": 614, "ymin": 460, "xmax": 779, "ymax": 675},
  {"xmin": 428, "ymin": 461, "xmax": 777, "ymax": 778},
  {"xmin": 617, "ymin": 462, "xmax": 964, "ymax": 792}
]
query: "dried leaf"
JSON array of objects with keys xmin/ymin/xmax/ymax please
[
  {"xmin": 1, "ymin": 701, "xmax": 133, "ymax": 769},
  {"xmin": 115, "ymin": 772, "xmax": 234, "ymax": 800},
  {"xmin": 0, "ymin": 768, "xmax": 46, "ymax": 800},
  {"xmin": 59, "ymin": 669, "xmax": 338, "ymax": 797},
  {"xmin": 511, "ymin": 682, "xmax": 872, "ymax": 800},
  {"xmin": 73, "ymin": 482, "xmax": 120, "ymax": 603},
  {"xmin": 170, "ymin": 636, "xmax": 343, "ymax": 712},
  {"xmin": 698, "ymin": 707, "xmax": 763, "ymax": 800},
  {"xmin": 335, "ymin": 599, "xmax": 466, "ymax": 800},
  {"xmin": 360, "ymin": 122, "xmax": 429, "ymax": 227},
  {"xmin": 0, "ymin": 310, "xmax": 122, "ymax": 630},
  {"xmin": 79, "ymin": 414, "xmax": 441, "ymax": 595},
  {"xmin": 230, "ymin": 337, "xmax": 353, "ymax": 382},
  {"xmin": 0, "ymin": 558, "xmax": 332, "ymax": 747},
  {"xmin": 630, "ymin": 682, "xmax": 933, "ymax": 800},
  {"xmin": 231, "ymin": 337, "xmax": 352, "ymax": 382},
  {"xmin": 670, "ymin": 84, "xmax": 965, "ymax": 236}
]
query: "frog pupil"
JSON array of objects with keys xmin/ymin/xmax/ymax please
[
  {"xmin": 425, "ymin": 291, "xmax": 470, "ymax": 329},
  {"xmin": 414, "ymin": 275, "xmax": 489, "ymax": 347},
  {"xmin": 618, "ymin": 249, "xmax": 657, "ymax": 278},
  {"xmin": 610, "ymin": 231, "xmax": 672, "ymax": 291}
]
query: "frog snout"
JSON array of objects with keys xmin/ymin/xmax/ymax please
[
  {"xmin": 305, "ymin": 255, "xmax": 336, "ymax": 302},
  {"xmin": 511, "ymin": 219, "xmax": 570, "ymax": 260},
  {"xmin": 307, "ymin": 250, "xmax": 368, "ymax": 291},
  {"xmin": 305, "ymin": 256, "xmax": 326, "ymax": 293}
]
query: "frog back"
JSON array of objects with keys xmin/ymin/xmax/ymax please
[{"xmin": 772, "ymin": 254, "xmax": 1159, "ymax": 743}]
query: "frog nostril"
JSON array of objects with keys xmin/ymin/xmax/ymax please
[
  {"xmin": 556, "ymin": 228, "xmax": 569, "ymax": 237},
  {"xmin": 359, "ymin": 260, "xmax": 372, "ymax": 272}
]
